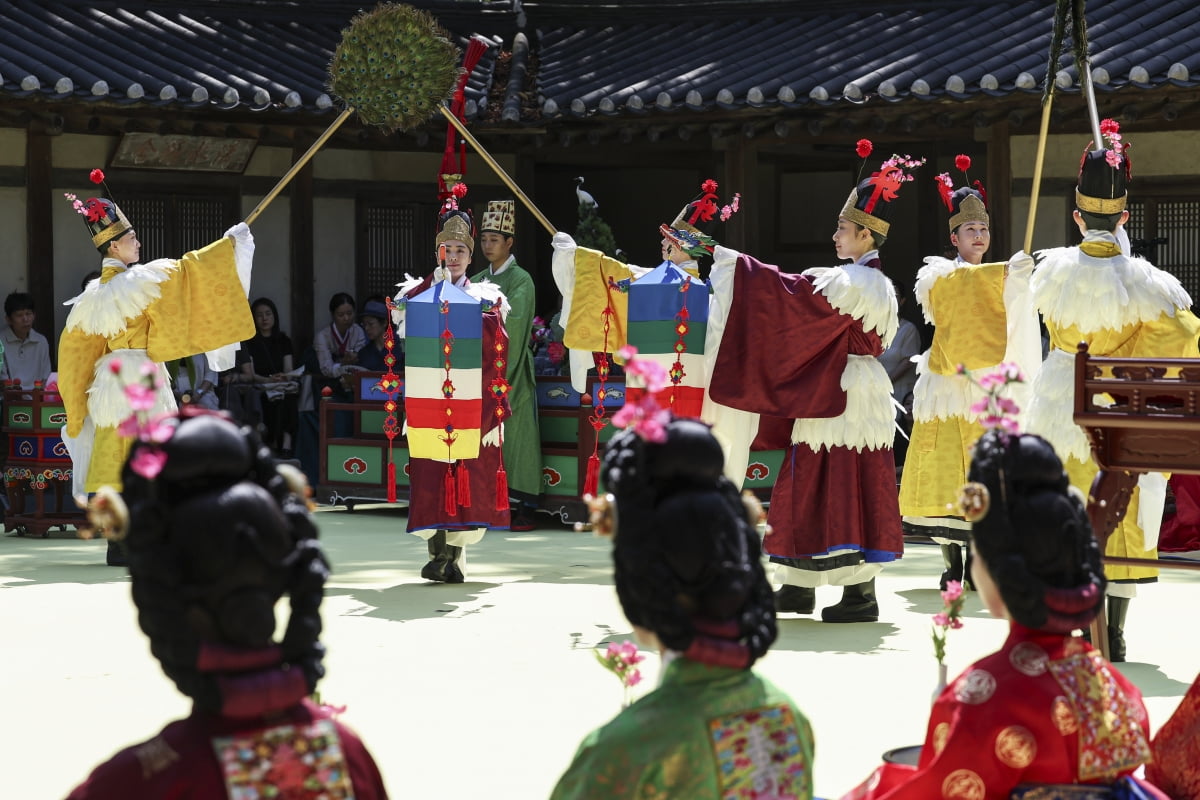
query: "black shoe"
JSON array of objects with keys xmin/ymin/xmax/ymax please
[
  {"xmin": 1107, "ymin": 596, "xmax": 1130, "ymax": 662},
  {"xmin": 821, "ymin": 578, "xmax": 879, "ymax": 623},
  {"xmin": 421, "ymin": 531, "xmax": 451, "ymax": 582},
  {"xmin": 774, "ymin": 584, "xmax": 816, "ymax": 614},
  {"xmin": 444, "ymin": 545, "xmax": 465, "ymax": 583},
  {"xmin": 509, "ymin": 514, "xmax": 536, "ymax": 532},
  {"xmin": 105, "ymin": 539, "xmax": 127, "ymax": 567},
  {"xmin": 939, "ymin": 544, "xmax": 963, "ymax": 591}
]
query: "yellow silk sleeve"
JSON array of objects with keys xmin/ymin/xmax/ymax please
[
  {"xmin": 144, "ymin": 237, "xmax": 254, "ymax": 363},
  {"xmin": 57, "ymin": 327, "xmax": 108, "ymax": 438},
  {"xmin": 563, "ymin": 246, "xmax": 632, "ymax": 354}
]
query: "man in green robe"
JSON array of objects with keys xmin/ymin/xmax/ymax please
[{"xmin": 473, "ymin": 199, "xmax": 542, "ymax": 530}]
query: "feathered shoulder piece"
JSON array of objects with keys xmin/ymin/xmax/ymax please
[
  {"xmin": 803, "ymin": 262, "xmax": 898, "ymax": 344},
  {"xmin": 1033, "ymin": 246, "xmax": 1192, "ymax": 332},
  {"xmin": 63, "ymin": 259, "xmax": 175, "ymax": 338},
  {"xmin": 465, "ymin": 279, "xmax": 511, "ymax": 322}
]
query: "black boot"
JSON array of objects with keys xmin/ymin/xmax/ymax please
[
  {"xmin": 939, "ymin": 544, "xmax": 963, "ymax": 590},
  {"xmin": 774, "ymin": 584, "xmax": 816, "ymax": 614},
  {"xmin": 962, "ymin": 542, "xmax": 974, "ymax": 591},
  {"xmin": 1107, "ymin": 596, "xmax": 1130, "ymax": 663},
  {"xmin": 821, "ymin": 578, "xmax": 879, "ymax": 623},
  {"xmin": 420, "ymin": 531, "xmax": 451, "ymax": 582},
  {"xmin": 443, "ymin": 544, "xmax": 465, "ymax": 584},
  {"xmin": 105, "ymin": 539, "xmax": 127, "ymax": 567}
]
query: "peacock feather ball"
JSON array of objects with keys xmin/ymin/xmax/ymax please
[{"xmin": 328, "ymin": 3, "xmax": 461, "ymax": 133}]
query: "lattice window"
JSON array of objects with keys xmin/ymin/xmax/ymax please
[
  {"xmin": 359, "ymin": 201, "xmax": 436, "ymax": 300},
  {"xmin": 120, "ymin": 193, "xmax": 236, "ymax": 261},
  {"xmin": 1126, "ymin": 198, "xmax": 1200, "ymax": 302}
]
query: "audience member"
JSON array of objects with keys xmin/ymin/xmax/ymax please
[
  {"xmin": 313, "ymin": 292, "xmax": 366, "ymax": 402},
  {"xmin": 356, "ymin": 299, "xmax": 396, "ymax": 372},
  {"xmin": 67, "ymin": 410, "xmax": 387, "ymax": 798},
  {"xmin": 551, "ymin": 416, "xmax": 813, "ymax": 799},
  {"xmin": 1, "ymin": 291, "xmax": 52, "ymax": 388},
  {"xmin": 238, "ymin": 297, "xmax": 298, "ymax": 457},
  {"xmin": 167, "ymin": 353, "xmax": 218, "ymax": 411},
  {"xmin": 842, "ymin": 428, "xmax": 1167, "ymax": 799}
]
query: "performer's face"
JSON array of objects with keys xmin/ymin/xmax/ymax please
[
  {"xmin": 108, "ymin": 229, "xmax": 141, "ymax": 265},
  {"xmin": 442, "ymin": 241, "xmax": 472, "ymax": 280},
  {"xmin": 480, "ymin": 232, "xmax": 512, "ymax": 269},
  {"xmin": 950, "ymin": 222, "xmax": 991, "ymax": 265},
  {"xmin": 832, "ymin": 218, "xmax": 872, "ymax": 261}
]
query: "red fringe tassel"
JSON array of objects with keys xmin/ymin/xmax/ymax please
[
  {"xmin": 495, "ymin": 465, "xmax": 509, "ymax": 512},
  {"xmin": 444, "ymin": 465, "xmax": 457, "ymax": 516},
  {"xmin": 584, "ymin": 452, "xmax": 600, "ymax": 498},
  {"xmin": 457, "ymin": 461, "xmax": 471, "ymax": 509},
  {"xmin": 387, "ymin": 461, "xmax": 397, "ymax": 504}
]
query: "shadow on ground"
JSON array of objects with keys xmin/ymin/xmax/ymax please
[
  {"xmin": 325, "ymin": 580, "xmax": 503, "ymax": 623},
  {"xmin": 773, "ymin": 617, "xmax": 901, "ymax": 654}
]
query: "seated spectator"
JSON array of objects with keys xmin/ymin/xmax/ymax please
[
  {"xmin": 841, "ymin": 428, "xmax": 1168, "ymax": 799},
  {"xmin": 167, "ymin": 353, "xmax": 218, "ymax": 411},
  {"xmin": 551, "ymin": 415, "xmax": 814, "ymax": 800},
  {"xmin": 68, "ymin": 411, "xmax": 387, "ymax": 798},
  {"xmin": 1, "ymin": 292, "xmax": 52, "ymax": 388},
  {"xmin": 357, "ymin": 299, "xmax": 397, "ymax": 372},
  {"xmin": 313, "ymin": 292, "xmax": 366, "ymax": 402},
  {"xmin": 238, "ymin": 297, "xmax": 298, "ymax": 458}
]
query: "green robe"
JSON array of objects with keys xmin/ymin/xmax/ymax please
[
  {"xmin": 551, "ymin": 657, "xmax": 815, "ymax": 800},
  {"xmin": 471, "ymin": 258, "xmax": 542, "ymax": 498}
]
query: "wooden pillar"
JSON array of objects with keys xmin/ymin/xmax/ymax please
[
  {"xmin": 986, "ymin": 120, "xmax": 1013, "ymax": 255},
  {"xmin": 723, "ymin": 136, "xmax": 758, "ymax": 253},
  {"xmin": 290, "ymin": 140, "xmax": 315, "ymax": 350},
  {"xmin": 26, "ymin": 124, "xmax": 54, "ymax": 357}
]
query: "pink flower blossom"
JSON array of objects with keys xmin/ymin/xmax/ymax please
[
  {"xmin": 129, "ymin": 448, "xmax": 167, "ymax": 479},
  {"xmin": 933, "ymin": 612, "xmax": 949, "ymax": 627},
  {"xmin": 124, "ymin": 383, "xmax": 156, "ymax": 411},
  {"xmin": 625, "ymin": 670, "xmax": 643, "ymax": 687},
  {"xmin": 941, "ymin": 580, "xmax": 963, "ymax": 604},
  {"xmin": 616, "ymin": 344, "xmax": 637, "ymax": 362},
  {"xmin": 1105, "ymin": 149, "xmax": 1122, "ymax": 168},
  {"xmin": 108, "ymin": 359, "xmax": 123, "ymax": 375}
]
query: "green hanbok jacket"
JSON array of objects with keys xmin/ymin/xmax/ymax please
[{"xmin": 551, "ymin": 657, "xmax": 814, "ymax": 800}]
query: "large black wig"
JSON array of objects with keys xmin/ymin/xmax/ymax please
[
  {"xmin": 117, "ymin": 410, "xmax": 329, "ymax": 717},
  {"xmin": 601, "ymin": 417, "xmax": 776, "ymax": 668},
  {"xmin": 966, "ymin": 429, "xmax": 1106, "ymax": 633}
]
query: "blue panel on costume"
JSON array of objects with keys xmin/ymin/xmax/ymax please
[
  {"xmin": 405, "ymin": 281, "xmax": 484, "ymax": 339},
  {"xmin": 627, "ymin": 262, "xmax": 710, "ymax": 324}
]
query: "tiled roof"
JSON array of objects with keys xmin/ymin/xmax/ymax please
[
  {"xmin": 533, "ymin": 0, "xmax": 1200, "ymax": 119},
  {"xmin": 1, "ymin": 0, "xmax": 1198, "ymax": 128},
  {"xmin": 0, "ymin": 0, "xmax": 507, "ymax": 120}
]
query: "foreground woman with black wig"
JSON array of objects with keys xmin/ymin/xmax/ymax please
[
  {"xmin": 67, "ymin": 410, "xmax": 387, "ymax": 798},
  {"xmin": 842, "ymin": 429, "xmax": 1165, "ymax": 799},
  {"xmin": 550, "ymin": 416, "xmax": 814, "ymax": 799}
]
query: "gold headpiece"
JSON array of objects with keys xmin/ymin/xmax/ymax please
[
  {"xmin": 949, "ymin": 193, "xmax": 990, "ymax": 234},
  {"xmin": 435, "ymin": 213, "xmax": 475, "ymax": 253},
  {"xmin": 1075, "ymin": 189, "xmax": 1127, "ymax": 215},
  {"xmin": 839, "ymin": 189, "xmax": 890, "ymax": 237}
]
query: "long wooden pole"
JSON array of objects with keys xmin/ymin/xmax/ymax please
[
  {"xmin": 245, "ymin": 108, "xmax": 353, "ymax": 226},
  {"xmin": 439, "ymin": 105, "xmax": 556, "ymax": 235},
  {"xmin": 1022, "ymin": 98, "xmax": 1054, "ymax": 254}
]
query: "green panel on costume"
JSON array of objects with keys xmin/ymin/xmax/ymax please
[
  {"xmin": 539, "ymin": 413, "xmax": 578, "ymax": 445},
  {"xmin": 327, "ymin": 444, "xmax": 382, "ymax": 484},
  {"xmin": 541, "ymin": 452, "xmax": 578, "ymax": 497},
  {"xmin": 405, "ymin": 336, "xmax": 483, "ymax": 369},
  {"xmin": 627, "ymin": 319, "xmax": 707, "ymax": 353},
  {"xmin": 743, "ymin": 450, "xmax": 784, "ymax": 489},
  {"xmin": 6, "ymin": 405, "xmax": 33, "ymax": 430}
]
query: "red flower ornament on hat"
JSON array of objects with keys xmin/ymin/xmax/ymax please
[
  {"xmin": 856, "ymin": 139, "xmax": 873, "ymax": 159},
  {"xmin": 89, "ymin": 168, "xmax": 106, "ymax": 185},
  {"xmin": 954, "ymin": 154, "xmax": 972, "ymax": 174}
]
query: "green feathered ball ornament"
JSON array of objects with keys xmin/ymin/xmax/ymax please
[{"xmin": 328, "ymin": 3, "xmax": 461, "ymax": 133}]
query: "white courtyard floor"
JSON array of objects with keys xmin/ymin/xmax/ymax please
[{"xmin": 2, "ymin": 508, "xmax": 1197, "ymax": 799}]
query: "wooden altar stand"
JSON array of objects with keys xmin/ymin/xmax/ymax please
[{"xmin": 1072, "ymin": 342, "xmax": 1200, "ymax": 658}]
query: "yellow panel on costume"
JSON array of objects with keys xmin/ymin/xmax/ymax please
[
  {"xmin": 563, "ymin": 246, "xmax": 632, "ymax": 354},
  {"xmin": 87, "ymin": 425, "xmax": 134, "ymax": 493},
  {"xmin": 927, "ymin": 263, "xmax": 1007, "ymax": 375},
  {"xmin": 144, "ymin": 238, "xmax": 255, "ymax": 363},
  {"xmin": 899, "ymin": 415, "xmax": 985, "ymax": 517},
  {"xmin": 406, "ymin": 427, "xmax": 481, "ymax": 462},
  {"xmin": 1064, "ymin": 456, "xmax": 1158, "ymax": 582},
  {"xmin": 58, "ymin": 328, "xmax": 108, "ymax": 438}
]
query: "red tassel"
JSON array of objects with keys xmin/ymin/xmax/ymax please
[
  {"xmin": 584, "ymin": 453, "xmax": 600, "ymax": 498},
  {"xmin": 495, "ymin": 465, "xmax": 509, "ymax": 512},
  {"xmin": 457, "ymin": 461, "xmax": 471, "ymax": 508},
  {"xmin": 387, "ymin": 461, "xmax": 397, "ymax": 504},
  {"xmin": 444, "ymin": 465, "xmax": 457, "ymax": 516}
]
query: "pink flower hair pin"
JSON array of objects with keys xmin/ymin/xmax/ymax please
[{"xmin": 612, "ymin": 345, "xmax": 670, "ymax": 444}]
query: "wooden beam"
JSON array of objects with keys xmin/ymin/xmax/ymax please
[
  {"xmin": 290, "ymin": 138, "xmax": 316, "ymax": 351},
  {"xmin": 26, "ymin": 123, "xmax": 55, "ymax": 359},
  {"xmin": 723, "ymin": 136, "xmax": 756, "ymax": 254},
  {"xmin": 987, "ymin": 119, "xmax": 1013, "ymax": 256}
]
